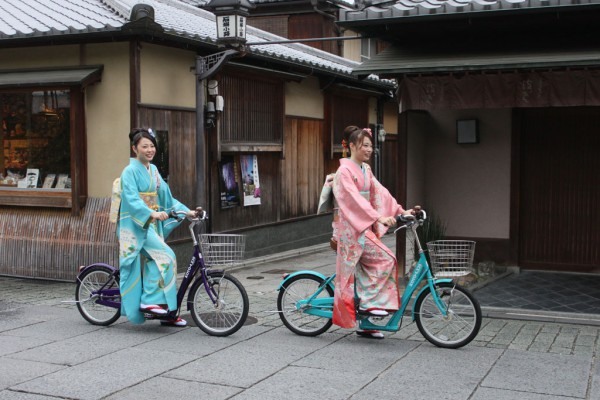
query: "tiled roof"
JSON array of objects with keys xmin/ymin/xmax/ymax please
[
  {"xmin": 341, "ymin": 0, "xmax": 600, "ymax": 22},
  {"xmin": 0, "ymin": 0, "xmax": 391, "ymax": 88},
  {"xmin": 177, "ymin": 0, "xmax": 356, "ymax": 6}
]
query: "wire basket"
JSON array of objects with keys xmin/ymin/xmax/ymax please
[
  {"xmin": 427, "ymin": 240, "xmax": 476, "ymax": 277},
  {"xmin": 199, "ymin": 234, "xmax": 246, "ymax": 268}
]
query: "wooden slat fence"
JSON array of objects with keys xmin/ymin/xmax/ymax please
[{"xmin": 0, "ymin": 197, "xmax": 118, "ymax": 281}]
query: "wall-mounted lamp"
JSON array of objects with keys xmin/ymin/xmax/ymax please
[
  {"xmin": 205, "ymin": 0, "xmax": 254, "ymax": 49},
  {"xmin": 205, "ymin": 101, "xmax": 216, "ymax": 127},
  {"xmin": 378, "ymin": 128, "xmax": 386, "ymax": 144},
  {"xmin": 215, "ymin": 95, "xmax": 224, "ymax": 112},
  {"xmin": 457, "ymin": 119, "xmax": 479, "ymax": 144},
  {"xmin": 208, "ymin": 80, "xmax": 219, "ymax": 96}
]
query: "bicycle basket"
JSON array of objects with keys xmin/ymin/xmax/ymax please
[
  {"xmin": 427, "ymin": 240, "xmax": 476, "ymax": 277},
  {"xmin": 199, "ymin": 234, "xmax": 246, "ymax": 268}
]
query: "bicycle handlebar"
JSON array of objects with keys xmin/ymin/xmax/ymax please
[
  {"xmin": 394, "ymin": 207, "xmax": 427, "ymax": 234},
  {"xmin": 168, "ymin": 208, "xmax": 208, "ymax": 222}
]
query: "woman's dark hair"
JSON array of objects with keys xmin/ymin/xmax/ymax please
[
  {"xmin": 343, "ymin": 125, "xmax": 371, "ymax": 147},
  {"xmin": 129, "ymin": 128, "xmax": 157, "ymax": 148}
]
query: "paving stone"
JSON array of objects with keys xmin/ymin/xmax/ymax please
[
  {"xmin": 104, "ymin": 376, "xmax": 241, "ymax": 400},
  {"xmin": 481, "ymin": 350, "xmax": 591, "ymax": 398},
  {"xmin": 12, "ymin": 347, "xmax": 198, "ymax": 400},
  {"xmin": 0, "ymin": 358, "xmax": 64, "ymax": 391},
  {"xmin": 471, "ymin": 387, "xmax": 580, "ymax": 399}
]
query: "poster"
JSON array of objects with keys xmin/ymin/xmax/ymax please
[
  {"xmin": 43, "ymin": 174, "xmax": 56, "ymax": 188},
  {"xmin": 240, "ymin": 154, "xmax": 261, "ymax": 206},
  {"xmin": 55, "ymin": 174, "xmax": 69, "ymax": 189},
  {"xmin": 218, "ymin": 155, "xmax": 240, "ymax": 209},
  {"xmin": 26, "ymin": 169, "xmax": 40, "ymax": 188}
]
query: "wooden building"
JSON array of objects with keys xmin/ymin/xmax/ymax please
[
  {"xmin": 0, "ymin": 0, "xmax": 395, "ymax": 280},
  {"xmin": 339, "ymin": 0, "xmax": 600, "ymax": 272}
]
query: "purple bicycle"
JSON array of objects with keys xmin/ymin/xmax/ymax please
[{"xmin": 74, "ymin": 210, "xmax": 249, "ymax": 336}]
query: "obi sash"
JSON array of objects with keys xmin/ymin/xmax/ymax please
[{"xmin": 139, "ymin": 191, "xmax": 159, "ymax": 211}]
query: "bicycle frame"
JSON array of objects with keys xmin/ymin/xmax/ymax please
[
  {"xmin": 78, "ymin": 214, "xmax": 222, "ymax": 315},
  {"xmin": 282, "ymin": 215, "xmax": 454, "ymax": 333}
]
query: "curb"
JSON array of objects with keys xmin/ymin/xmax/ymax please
[{"xmin": 481, "ymin": 306, "xmax": 600, "ymax": 326}]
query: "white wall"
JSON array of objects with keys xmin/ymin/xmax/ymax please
[
  {"xmin": 285, "ymin": 77, "xmax": 323, "ymax": 118},
  {"xmin": 85, "ymin": 43, "xmax": 131, "ymax": 197},
  {"xmin": 407, "ymin": 109, "xmax": 512, "ymax": 239},
  {"xmin": 140, "ymin": 44, "xmax": 196, "ymax": 108}
]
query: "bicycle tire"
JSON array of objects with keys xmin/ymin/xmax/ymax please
[
  {"xmin": 75, "ymin": 265, "xmax": 121, "ymax": 326},
  {"xmin": 188, "ymin": 271, "xmax": 249, "ymax": 337},
  {"xmin": 277, "ymin": 274, "xmax": 334, "ymax": 337},
  {"xmin": 414, "ymin": 282, "xmax": 482, "ymax": 349}
]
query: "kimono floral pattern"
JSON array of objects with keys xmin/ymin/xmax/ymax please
[
  {"xmin": 117, "ymin": 158, "xmax": 189, "ymax": 324},
  {"xmin": 332, "ymin": 158, "xmax": 405, "ymax": 328},
  {"xmin": 119, "ymin": 228, "xmax": 138, "ymax": 260}
]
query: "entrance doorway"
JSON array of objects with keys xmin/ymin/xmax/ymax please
[{"xmin": 516, "ymin": 107, "xmax": 600, "ymax": 272}]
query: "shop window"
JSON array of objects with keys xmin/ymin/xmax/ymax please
[
  {"xmin": 1, "ymin": 90, "xmax": 71, "ymax": 189},
  {"xmin": 0, "ymin": 88, "xmax": 86, "ymax": 211}
]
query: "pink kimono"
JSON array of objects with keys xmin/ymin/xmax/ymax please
[{"xmin": 332, "ymin": 158, "xmax": 405, "ymax": 328}]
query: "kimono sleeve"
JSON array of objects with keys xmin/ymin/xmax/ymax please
[
  {"xmin": 369, "ymin": 169, "xmax": 405, "ymax": 237},
  {"xmin": 157, "ymin": 171, "xmax": 190, "ymax": 238}
]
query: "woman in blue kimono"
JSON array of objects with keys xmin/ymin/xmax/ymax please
[{"xmin": 117, "ymin": 128, "xmax": 199, "ymax": 327}]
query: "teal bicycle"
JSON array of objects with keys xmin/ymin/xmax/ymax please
[{"xmin": 277, "ymin": 210, "xmax": 482, "ymax": 348}]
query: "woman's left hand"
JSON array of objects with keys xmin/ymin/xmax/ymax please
[{"xmin": 186, "ymin": 207, "xmax": 204, "ymax": 219}]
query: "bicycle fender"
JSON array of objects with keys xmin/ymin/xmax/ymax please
[
  {"xmin": 277, "ymin": 270, "xmax": 334, "ymax": 291},
  {"xmin": 76, "ymin": 263, "xmax": 117, "ymax": 279},
  {"xmin": 411, "ymin": 278, "xmax": 454, "ymax": 320}
]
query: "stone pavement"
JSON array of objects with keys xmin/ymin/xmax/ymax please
[{"xmin": 1, "ymin": 236, "xmax": 599, "ymax": 399}]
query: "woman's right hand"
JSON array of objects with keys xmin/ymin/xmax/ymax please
[
  {"xmin": 151, "ymin": 211, "xmax": 169, "ymax": 221},
  {"xmin": 378, "ymin": 216, "xmax": 397, "ymax": 227}
]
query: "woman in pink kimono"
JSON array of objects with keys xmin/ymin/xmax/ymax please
[{"xmin": 332, "ymin": 126, "xmax": 413, "ymax": 339}]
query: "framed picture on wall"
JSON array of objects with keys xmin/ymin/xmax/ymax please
[{"xmin": 457, "ymin": 119, "xmax": 479, "ymax": 144}]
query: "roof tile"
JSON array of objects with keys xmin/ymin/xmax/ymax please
[{"xmin": 0, "ymin": 0, "xmax": 390, "ymax": 86}]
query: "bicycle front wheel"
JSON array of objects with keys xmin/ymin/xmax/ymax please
[
  {"xmin": 188, "ymin": 271, "xmax": 249, "ymax": 337},
  {"xmin": 277, "ymin": 274, "xmax": 334, "ymax": 336},
  {"xmin": 414, "ymin": 282, "xmax": 482, "ymax": 349},
  {"xmin": 75, "ymin": 266, "xmax": 121, "ymax": 326}
]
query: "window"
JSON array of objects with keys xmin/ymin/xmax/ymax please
[
  {"xmin": 0, "ymin": 66, "xmax": 100, "ymax": 212},
  {"xmin": 219, "ymin": 72, "xmax": 284, "ymax": 150},
  {"xmin": 0, "ymin": 87, "xmax": 86, "ymax": 211},
  {"xmin": 360, "ymin": 38, "xmax": 377, "ymax": 62},
  {"xmin": 1, "ymin": 90, "xmax": 71, "ymax": 189}
]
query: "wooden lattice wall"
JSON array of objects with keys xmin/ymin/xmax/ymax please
[{"xmin": 0, "ymin": 198, "xmax": 118, "ymax": 281}]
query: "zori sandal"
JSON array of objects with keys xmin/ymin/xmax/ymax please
[
  {"xmin": 160, "ymin": 317, "xmax": 187, "ymax": 327},
  {"xmin": 139, "ymin": 304, "xmax": 168, "ymax": 316},
  {"xmin": 358, "ymin": 308, "xmax": 389, "ymax": 317},
  {"xmin": 356, "ymin": 329, "xmax": 385, "ymax": 339}
]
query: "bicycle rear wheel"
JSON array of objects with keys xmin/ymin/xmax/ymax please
[
  {"xmin": 277, "ymin": 274, "xmax": 334, "ymax": 336},
  {"xmin": 188, "ymin": 271, "xmax": 249, "ymax": 336},
  {"xmin": 75, "ymin": 266, "xmax": 121, "ymax": 326},
  {"xmin": 414, "ymin": 282, "xmax": 482, "ymax": 349}
]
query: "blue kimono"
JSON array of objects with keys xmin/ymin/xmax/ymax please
[{"xmin": 117, "ymin": 158, "xmax": 189, "ymax": 324}]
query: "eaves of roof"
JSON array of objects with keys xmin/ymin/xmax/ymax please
[
  {"xmin": 353, "ymin": 45, "xmax": 600, "ymax": 78},
  {"xmin": 0, "ymin": 0, "xmax": 394, "ymax": 92},
  {"xmin": 339, "ymin": 0, "xmax": 600, "ymax": 24}
]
